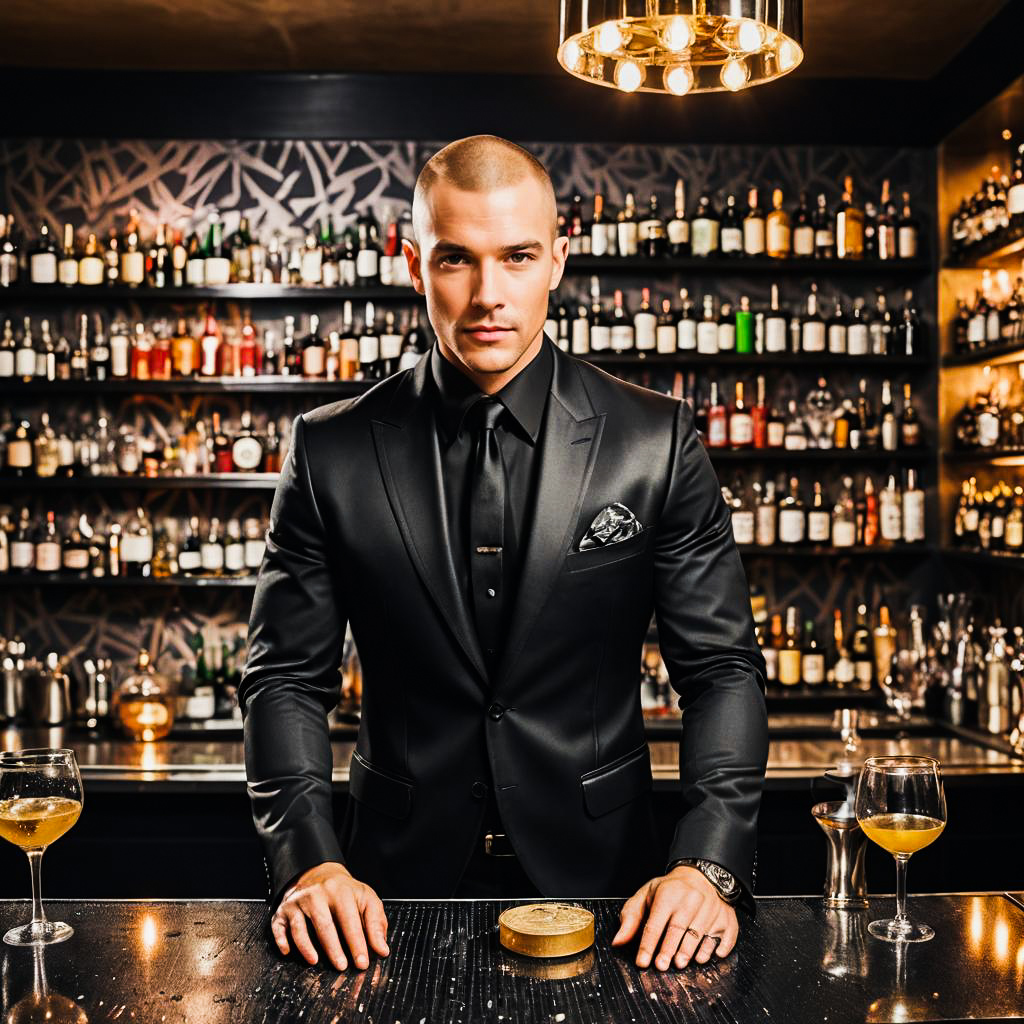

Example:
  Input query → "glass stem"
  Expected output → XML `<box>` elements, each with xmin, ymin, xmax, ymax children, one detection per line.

<box><xmin>27</xmin><ymin>849</ymin><xmax>47</xmax><ymax>927</ymax></box>
<box><xmin>894</xmin><ymin>853</ymin><xmax>910</xmax><ymax>927</ymax></box>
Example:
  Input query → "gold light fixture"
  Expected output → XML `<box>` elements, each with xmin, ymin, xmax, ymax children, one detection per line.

<box><xmin>557</xmin><ymin>1</ymin><xmax>803</xmax><ymax>96</ymax></box>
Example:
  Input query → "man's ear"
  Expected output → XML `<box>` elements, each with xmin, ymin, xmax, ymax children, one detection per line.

<box><xmin>402</xmin><ymin>238</ymin><xmax>424</xmax><ymax>295</ymax></box>
<box><xmin>549</xmin><ymin>234</ymin><xmax>569</xmax><ymax>291</ymax></box>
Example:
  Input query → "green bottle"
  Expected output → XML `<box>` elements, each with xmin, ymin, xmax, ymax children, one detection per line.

<box><xmin>736</xmin><ymin>295</ymin><xmax>754</xmax><ymax>353</ymax></box>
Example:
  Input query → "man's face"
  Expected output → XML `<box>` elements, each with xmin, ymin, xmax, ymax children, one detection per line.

<box><xmin>404</xmin><ymin>176</ymin><xmax>568</xmax><ymax>387</ymax></box>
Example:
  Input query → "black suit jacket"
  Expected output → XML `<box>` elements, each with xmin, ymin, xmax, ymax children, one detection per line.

<box><xmin>239</xmin><ymin>337</ymin><xmax>769</xmax><ymax>912</ymax></box>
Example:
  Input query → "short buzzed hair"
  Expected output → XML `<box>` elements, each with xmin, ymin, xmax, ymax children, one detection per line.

<box><xmin>411</xmin><ymin>135</ymin><xmax>559</xmax><ymax>242</ymax></box>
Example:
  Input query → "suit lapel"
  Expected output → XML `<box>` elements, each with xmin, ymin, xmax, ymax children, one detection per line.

<box><xmin>372</xmin><ymin>356</ymin><xmax>490</xmax><ymax>685</ymax></box>
<box><xmin>492</xmin><ymin>342</ymin><xmax>604</xmax><ymax>693</ymax></box>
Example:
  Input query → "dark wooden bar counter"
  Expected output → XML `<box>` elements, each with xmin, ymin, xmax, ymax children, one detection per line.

<box><xmin>1</xmin><ymin>894</ymin><xmax>1022</xmax><ymax>1023</ymax></box>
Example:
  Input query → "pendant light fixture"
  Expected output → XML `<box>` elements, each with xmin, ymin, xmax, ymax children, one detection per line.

<box><xmin>558</xmin><ymin>1</ymin><xmax>803</xmax><ymax>96</ymax></box>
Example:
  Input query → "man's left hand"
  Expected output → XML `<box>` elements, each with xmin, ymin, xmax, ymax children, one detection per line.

<box><xmin>610</xmin><ymin>864</ymin><xmax>739</xmax><ymax>970</ymax></box>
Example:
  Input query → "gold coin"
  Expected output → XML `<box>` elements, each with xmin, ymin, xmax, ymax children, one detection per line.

<box><xmin>498</xmin><ymin>902</ymin><xmax>595</xmax><ymax>958</ymax></box>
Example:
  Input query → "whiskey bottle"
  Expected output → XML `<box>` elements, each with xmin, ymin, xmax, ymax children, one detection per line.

<box><xmin>766</xmin><ymin>188</ymin><xmax>791</xmax><ymax>259</ymax></box>
<box><xmin>667</xmin><ymin>178</ymin><xmax>690</xmax><ymax>256</ymax></box>
<box><xmin>835</xmin><ymin>176</ymin><xmax>865</xmax><ymax>259</ymax></box>
<box><xmin>29</xmin><ymin>222</ymin><xmax>58</xmax><ymax>284</ymax></box>
<box><xmin>742</xmin><ymin>187</ymin><xmax>766</xmax><ymax>256</ymax></box>
<box><xmin>58</xmin><ymin>223</ymin><xmax>79</xmax><ymax>286</ymax></box>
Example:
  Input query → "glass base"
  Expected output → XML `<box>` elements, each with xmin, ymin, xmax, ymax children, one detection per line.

<box><xmin>3</xmin><ymin>919</ymin><xmax>74</xmax><ymax>946</ymax></box>
<box><xmin>868</xmin><ymin>917</ymin><xmax>934</xmax><ymax>943</ymax></box>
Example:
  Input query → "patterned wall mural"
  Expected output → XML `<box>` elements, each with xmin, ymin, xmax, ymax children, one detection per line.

<box><xmin>0</xmin><ymin>135</ymin><xmax>941</xmax><ymax>711</ymax></box>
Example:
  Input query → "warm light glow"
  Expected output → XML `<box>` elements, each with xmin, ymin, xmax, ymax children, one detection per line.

<box><xmin>560</xmin><ymin>38</ymin><xmax>582</xmax><ymax>71</ymax></box>
<box><xmin>994</xmin><ymin>917</ymin><xmax>1010</xmax><ymax>965</ymax></box>
<box><xmin>721</xmin><ymin>57</ymin><xmax>750</xmax><ymax>91</ymax></box>
<box><xmin>737</xmin><ymin>20</ymin><xmax>766</xmax><ymax>52</ymax></box>
<box><xmin>614</xmin><ymin>59</ymin><xmax>645</xmax><ymax>93</ymax></box>
<box><xmin>969</xmin><ymin>897</ymin><xmax>984</xmax><ymax>951</ymax></box>
<box><xmin>140</xmin><ymin>913</ymin><xmax>159</xmax><ymax>956</ymax></box>
<box><xmin>594</xmin><ymin>20</ymin><xmax>624</xmax><ymax>55</ymax></box>
<box><xmin>778</xmin><ymin>38</ymin><xmax>799</xmax><ymax>71</ymax></box>
<box><xmin>662</xmin><ymin>15</ymin><xmax>693</xmax><ymax>51</ymax></box>
<box><xmin>664</xmin><ymin>64</ymin><xmax>694</xmax><ymax>96</ymax></box>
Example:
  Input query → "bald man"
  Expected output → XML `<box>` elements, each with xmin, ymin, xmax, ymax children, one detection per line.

<box><xmin>240</xmin><ymin>135</ymin><xmax>769</xmax><ymax>976</ymax></box>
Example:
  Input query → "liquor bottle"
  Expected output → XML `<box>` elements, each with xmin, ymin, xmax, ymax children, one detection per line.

<box><xmin>778</xmin><ymin>607</ymin><xmax>803</xmax><ymax>687</ymax></box>
<box><xmin>616</xmin><ymin>192</ymin><xmax>639</xmax><ymax>257</ymax></box>
<box><xmin>735</xmin><ymin>295</ymin><xmax>754</xmax><ymax>354</ymax></box>
<box><xmin>863</xmin><ymin>200</ymin><xmax>878</xmax><ymax>257</ymax></box>
<box><xmin>862</xmin><ymin>475</ymin><xmax>879</xmax><ymax>545</ymax></box>
<box><xmin>766</xmin><ymin>401</ymin><xmax>786</xmax><ymax>448</ymax></box>
<box><xmin>0</xmin><ymin>318</ymin><xmax>14</xmax><ymax>378</ymax></box>
<box><xmin>358</xmin><ymin>301</ymin><xmax>380</xmax><ymax>378</ymax></box>
<box><xmin>29</xmin><ymin>222</ymin><xmax>58</xmax><ymax>284</ymax></box>
<box><xmin>850</xmin><ymin>603</ymin><xmax>874</xmax><ymax>690</ymax></box>
<box><xmin>844</xmin><ymin>297</ymin><xmax>868</xmax><ymax>356</ymax></box>
<box><xmin>778</xmin><ymin>475</ymin><xmax>806</xmax><ymax>543</ymax></box>
<box><xmin>200</xmin><ymin>518</ymin><xmax>225</xmax><ymax>576</ymax></box>
<box><xmin>231</xmin><ymin>411</ymin><xmax>264</xmax><ymax>472</ymax></box>
<box><xmin>728</xmin><ymin>381</ymin><xmax>753</xmax><ymax>448</ymax></box>
<box><xmin>634</xmin><ymin>287</ymin><xmax>657</xmax><ymax>351</ymax></box>
<box><xmin>203</xmin><ymin>211</ymin><xmax>231</xmax><ymax>286</ymax></box>
<box><xmin>36</xmin><ymin>319</ymin><xmax>56</xmax><ymax>381</ymax></box>
<box><xmin>224</xmin><ymin>518</ymin><xmax>246</xmax><ymax>576</ymax></box>
<box><xmin>791</xmin><ymin>191</ymin><xmax>814</xmax><ymax>257</ymax></box>
<box><xmin>81</xmin><ymin>233</ymin><xmax>106</xmax><ymax>286</ymax></box>
<box><xmin>832</xmin><ymin>609</ymin><xmax>856</xmax><ymax>687</ymax></box>
<box><xmin>589</xmin><ymin>193</ymin><xmax>609</xmax><ymax>257</ymax></box>
<box><xmin>719</xmin><ymin>194</ymin><xmax>743</xmax><ymax>255</ymax></box>
<box><xmin>835</xmin><ymin>176</ymin><xmax>865</xmax><ymax>259</ymax></box>
<box><xmin>895</xmin><ymin>289</ymin><xmax>922</xmax><ymax>356</ymax></box>
<box><xmin>812</xmin><ymin>193</ymin><xmax>834</xmax><ymax>258</ymax></box>
<box><xmin>675</xmin><ymin>288</ymin><xmax>697</xmax><ymax>351</ymax></box>
<box><xmin>88</xmin><ymin>313</ymin><xmax>110</xmax><ymax>381</ymax></box>
<box><xmin>178</xmin><ymin>516</ymin><xmax>203</xmax><ymax>576</ymax></box>
<box><xmin>299</xmin><ymin>231</ymin><xmax>322</xmax><ymax>285</ymax></box>
<box><xmin>690</xmin><ymin>191</ymin><xmax>720</xmax><ymax>257</ymax></box>
<box><xmin>120</xmin><ymin>208</ymin><xmax>146</xmax><ymax>286</ymax></box>
<box><xmin>800</xmin><ymin>282</ymin><xmax>826</xmax><ymax>352</ymax></box>
<box><xmin>743</xmin><ymin>187</ymin><xmax>766</xmax><ymax>257</ymax></box>
<box><xmin>897</xmin><ymin>192</ymin><xmax>919</xmax><ymax>259</ymax></box>
<box><xmin>755</xmin><ymin>479</ymin><xmax>777</xmax><ymax>546</ymax></box>
<box><xmin>807</xmin><ymin>480</ymin><xmax>831</xmax><ymax>544</ymax></box>
<box><xmin>778</xmin><ymin>399</ymin><xmax>806</xmax><ymax>451</ymax></box>
<box><xmin>16</xmin><ymin>318</ymin><xmax>36</xmax><ymax>381</ymax></box>
<box><xmin>762</xmin><ymin>612</ymin><xmax>783</xmax><ymax>684</ymax></box>
<box><xmin>751</xmin><ymin>375</ymin><xmax>768</xmax><ymax>447</ymax></box>
<box><xmin>301</xmin><ymin>313</ymin><xmax>326</xmax><ymax>378</ymax></box>
<box><xmin>211</xmin><ymin>413</ymin><xmax>233</xmax><ymax>473</ymax></box>
<box><xmin>872</xmin><ymin>605</ymin><xmax>898</xmax><ymax>690</ymax></box>
<box><xmin>148</xmin><ymin>223</ymin><xmax>171</xmax><ymax>288</ymax></box>
<box><xmin>876</xmin><ymin>179</ymin><xmax>897</xmax><ymax>260</ymax></box>
<box><xmin>243</xmin><ymin>517</ymin><xmax>267</xmax><ymax>571</ymax></box>
<box><xmin>566</xmin><ymin>194</ymin><xmax>585</xmax><ymax>256</ymax></box>
<box><xmin>639</xmin><ymin>194</ymin><xmax>666</xmax><ymax>259</ymax></box>
<box><xmin>716</xmin><ymin>302</ymin><xmax>735</xmax><ymax>352</ymax></box>
<box><xmin>695</xmin><ymin>294</ymin><xmax>717</xmax><ymax>354</ymax></box>
<box><xmin>103</xmin><ymin>226</ymin><xmax>120</xmax><ymax>286</ymax></box>
<box><xmin>171</xmin><ymin>229</ymin><xmax>188</xmax><ymax>287</ymax></box>
<box><xmin>764</xmin><ymin>283</ymin><xmax>788</xmax><ymax>353</ymax></box>
<box><xmin>121</xmin><ymin>508</ymin><xmax>153</xmax><ymax>578</ymax></box>
<box><xmin>33</xmin><ymin>510</ymin><xmax>61</xmax><ymax>574</ymax></box>
<box><xmin>230</xmin><ymin>217</ymin><xmax>254</xmax><ymax>283</ymax></box>
<box><xmin>879</xmin><ymin>380</ymin><xmax>898</xmax><ymax>451</ymax></box>
<box><xmin>868</xmin><ymin>290</ymin><xmax>892</xmax><ymax>355</ymax></box>
<box><xmin>655</xmin><ymin>299</ymin><xmax>676</xmax><ymax>354</ymax></box>
<box><xmin>766</xmin><ymin>188</ymin><xmax>791</xmax><ymax>259</ymax></box>
<box><xmin>130</xmin><ymin>322</ymin><xmax>152</xmax><ymax>380</ymax></box>
<box><xmin>185</xmin><ymin>231</ymin><xmax>205</xmax><ymax>286</ymax></box>
<box><xmin>610</xmin><ymin>289</ymin><xmax>634</xmax><ymax>351</ymax></box>
<box><xmin>667</xmin><ymin>178</ymin><xmax>690</xmax><ymax>256</ymax></box>
<box><xmin>589</xmin><ymin>283</ymin><xmax>611</xmax><ymax>353</ymax></box>
<box><xmin>706</xmin><ymin>381</ymin><xmax>727</xmax><ymax>448</ymax></box>
<box><xmin>825</xmin><ymin>296</ymin><xmax>847</xmax><ymax>354</ymax></box>
<box><xmin>903</xmin><ymin>468</ymin><xmax>925</xmax><ymax>543</ymax></box>
<box><xmin>802</xmin><ymin>620</ymin><xmax>825</xmax><ymax>687</ymax></box>
<box><xmin>61</xmin><ymin>513</ymin><xmax>91</xmax><ymax>576</ymax></box>
<box><xmin>58</xmin><ymin>223</ymin><xmax>79</xmax><ymax>286</ymax></box>
<box><xmin>378</xmin><ymin>310</ymin><xmax>403</xmax><ymax>375</ymax></box>
<box><xmin>263</xmin><ymin>421</ymin><xmax>281</xmax><ymax>473</ymax></box>
<box><xmin>0</xmin><ymin>214</ymin><xmax>18</xmax><ymax>286</ymax></box>
<box><xmin>8</xmin><ymin>508</ymin><xmax>35</xmax><ymax>572</ymax></box>
<box><xmin>879</xmin><ymin>474</ymin><xmax>903</xmax><ymax>542</ymax></box>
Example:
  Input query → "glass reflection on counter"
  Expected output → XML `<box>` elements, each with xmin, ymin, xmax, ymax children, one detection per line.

<box><xmin>3</xmin><ymin>943</ymin><xmax>88</xmax><ymax>1024</ymax></box>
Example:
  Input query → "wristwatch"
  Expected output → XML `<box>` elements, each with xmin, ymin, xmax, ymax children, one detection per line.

<box><xmin>667</xmin><ymin>858</ymin><xmax>742</xmax><ymax>905</ymax></box>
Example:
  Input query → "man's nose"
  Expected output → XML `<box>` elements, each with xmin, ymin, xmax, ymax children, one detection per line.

<box><xmin>471</xmin><ymin>260</ymin><xmax>504</xmax><ymax>311</ymax></box>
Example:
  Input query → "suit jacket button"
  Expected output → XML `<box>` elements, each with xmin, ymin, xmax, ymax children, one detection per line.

<box><xmin>471</xmin><ymin>781</ymin><xmax>488</xmax><ymax>799</ymax></box>
<box><xmin>488</xmin><ymin>702</ymin><xmax>505</xmax><ymax>720</ymax></box>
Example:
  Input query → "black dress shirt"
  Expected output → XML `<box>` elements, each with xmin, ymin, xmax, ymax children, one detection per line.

<box><xmin>430</xmin><ymin>337</ymin><xmax>553</xmax><ymax>662</ymax></box>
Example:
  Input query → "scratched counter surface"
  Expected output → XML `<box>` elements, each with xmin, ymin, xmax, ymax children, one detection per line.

<box><xmin>1</xmin><ymin>894</ymin><xmax>1023</xmax><ymax>1023</ymax></box>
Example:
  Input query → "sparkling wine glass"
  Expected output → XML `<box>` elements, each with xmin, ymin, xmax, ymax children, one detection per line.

<box><xmin>855</xmin><ymin>755</ymin><xmax>946</xmax><ymax>942</ymax></box>
<box><xmin>0</xmin><ymin>748</ymin><xmax>84</xmax><ymax>945</ymax></box>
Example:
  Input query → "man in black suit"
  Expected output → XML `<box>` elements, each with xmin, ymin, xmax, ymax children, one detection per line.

<box><xmin>240</xmin><ymin>135</ymin><xmax>769</xmax><ymax>976</ymax></box>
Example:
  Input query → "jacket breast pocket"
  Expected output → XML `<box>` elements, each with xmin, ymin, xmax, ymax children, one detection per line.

<box><xmin>580</xmin><ymin>742</ymin><xmax>653</xmax><ymax>817</ymax></box>
<box><xmin>565</xmin><ymin>528</ymin><xmax>650</xmax><ymax>573</ymax></box>
<box><xmin>348</xmin><ymin>750</ymin><xmax>414</xmax><ymax>819</ymax></box>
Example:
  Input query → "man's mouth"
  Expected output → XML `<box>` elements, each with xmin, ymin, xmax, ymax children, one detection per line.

<box><xmin>464</xmin><ymin>325</ymin><xmax>514</xmax><ymax>337</ymax></box>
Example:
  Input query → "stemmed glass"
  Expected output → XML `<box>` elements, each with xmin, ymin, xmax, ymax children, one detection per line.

<box><xmin>0</xmin><ymin>748</ymin><xmax>84</xmax><ymax>945</ymax></box>
<box><xmin>855</xmin><ymin>755</ymin><xmax>946</xmax><ymax>942</ymax></box>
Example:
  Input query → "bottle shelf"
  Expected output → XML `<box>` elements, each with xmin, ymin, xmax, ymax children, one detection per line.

<box><xmin>943</xmin><ymin>231</ymin><xmax>1024</xmax><ymax>270</ymax></box>
<box><xmin>0</xmin><ymin>377</ymin><xmax>371</xmax><ymax>396</ymax></box>
<box><xmin>737</xmin><ymin>543</ymin><xmax>933</xmax><ymax>557</ymax></box>
<box><xmin>940</xmin><ymin>546</ymin><xmax>1024</xmax><ymax>568</ymax></box>
<box><xmin>0</xmin><ymin>573</ymin><xmax>257</xmax><ymax>588</ymax></box>
<box><xmin>942</xmin><ymin>448</ymin><xmax>1024</xmax><ymax>463</ymax></box>
<box><xmin>707</xmin><ymin>447</ymin><xmax>933</xmax><ymax>463</ymax></box>
<box><xmin>0</xmin><ymin>284</ymin><xmax>422</xmax><ymax>303</ymax></box>
<box><xmin>584</xmin><ymin>351</ymin><xmax>929</xmax><ymax>367</ymax></box>
<box><xmin>562</xmin><ymin>255</ymin><xmax>932</xmax><ymax>276</ymax></box>
<box><xmin>6</xmin><ymin>473</ymin><xmax>280</xmax><ymax>491</ymax></box>
<box><xmin>941</xmin><ymin>341</ymin><xmax>1024</xmax><ymax>369</ymax></box>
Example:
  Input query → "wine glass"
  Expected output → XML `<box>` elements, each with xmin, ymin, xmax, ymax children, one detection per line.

<box><xmin>855</xmin><ymin>755</ymin><xmax>946</xmax><ymax>942</ymax></box>
<box><xmin>0</xmin><ymin>748</ymin><xmax>84</xmax><ymax>945</ymax></box>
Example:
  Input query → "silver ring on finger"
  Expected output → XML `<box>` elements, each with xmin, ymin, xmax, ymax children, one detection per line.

<box><xmin>684</xmin><ymin>927</ymin><xmax>703</xmax><ymax>942</ymax></box>
<box><xmin>700</xmin><ymin>933</ymin><xmax>722</xmax><ymax>952</ymax></box>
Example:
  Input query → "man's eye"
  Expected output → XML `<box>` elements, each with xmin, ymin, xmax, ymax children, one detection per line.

<box><xmin>508</xmin><ymin>252</ymin><xmax>534</xmax><ymax>263</ymax></box>
<box><xmin>440</xmin><ymin>254</ymin><xmax>467</xmax><ymax>266</ymax></box>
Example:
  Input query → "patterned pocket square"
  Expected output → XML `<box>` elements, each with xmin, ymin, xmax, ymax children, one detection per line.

<box><xmin>578</xmin><ymin>502</ymin><xmax>643</xmax><ymax>551</ymax></box>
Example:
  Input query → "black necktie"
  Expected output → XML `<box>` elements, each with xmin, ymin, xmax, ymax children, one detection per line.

<box><xmin>469</xmin><ymin>397</ymin><xmax>506</xmax><ymax>668</ymax></box>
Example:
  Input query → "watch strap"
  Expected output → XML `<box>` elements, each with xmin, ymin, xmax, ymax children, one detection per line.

<box><xmin>666</xmin><ymin>857</ymin><xmax>742</xmax><ymax>905</ymax></box>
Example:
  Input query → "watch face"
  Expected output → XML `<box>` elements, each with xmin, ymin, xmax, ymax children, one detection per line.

<box><xmin>702</xmin><ymin>860</ymin><xmax>738</xmax><ymax>894</ymax></box>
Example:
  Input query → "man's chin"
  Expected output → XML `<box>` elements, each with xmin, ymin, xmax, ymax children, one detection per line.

<box><xmin>453</xmin><ymin>339</ymin><xmax>524</xmax><ymax>375</ymax></box>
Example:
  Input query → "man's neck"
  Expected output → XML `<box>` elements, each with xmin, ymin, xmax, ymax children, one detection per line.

<box><xmin>438</xmin><ymin>329</ymin><xmax>545</xmax><ymax>395</ymax></box>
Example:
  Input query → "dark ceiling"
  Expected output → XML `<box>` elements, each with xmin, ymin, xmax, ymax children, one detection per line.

<box><xmin>0</xmin><ymin>0</ymin><xmax>1011</xmax><ymax>78</ymax></box>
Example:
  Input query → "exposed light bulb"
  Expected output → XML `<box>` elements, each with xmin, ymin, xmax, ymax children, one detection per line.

<box><xmin>560</xmin><ymin>38</ymin><xmax>582</xmax><ymax>71</ymax></box>
<box><xmin>595</xmin><ymin>20</ymin><xmax>624</xmax><ymax>55</ymax></box>
<box><xmin>736</xmin><ymin>20</ymin><xmax>765</xmax><ymax>52</ymax></box>
<box><xmin>662</xmin><ymin>15</ymin><xmax>693</xmax><ymax>52</ymax></box>
<box><xmin>721</xmin><ymin>57</ymin><xmax>749</xmax><ymax>92</ymax></box>
<box><xmin>777</xmin><ymin>38</ymin><xmax>799</xmax><ymax>72</ymax></box>
<box><xmin>614</xmin><ymin>59</ymin><xmax>645</xmax><ymax>93</ymax></box>
<box><xmin>663</xmin><ymin>64</ymin><xmax>694</xmax><ymax>96</ymax></box>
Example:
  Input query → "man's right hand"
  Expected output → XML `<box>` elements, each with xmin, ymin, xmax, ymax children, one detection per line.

<box><xmin>270</xmin><ymin>862</ymin><xmax>390</xmax><ymax>971</ymax></box>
